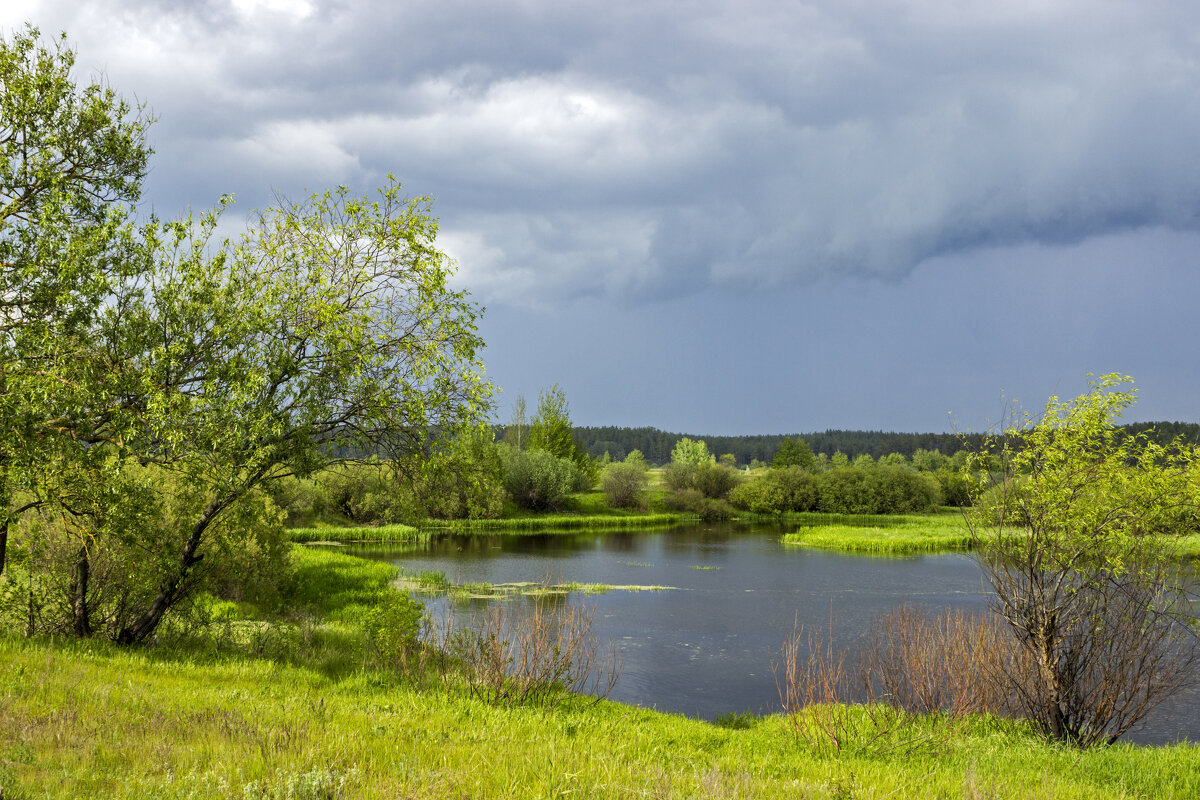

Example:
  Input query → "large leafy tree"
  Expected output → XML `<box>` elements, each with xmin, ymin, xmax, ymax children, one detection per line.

<box><xmin>106</xmin><ymin>185</ymin><xmax>489</xmax><ymax>644</ymax></box>
<box><xmin>966</xmin><ymin>374</ymin><xmax>1200</xmax><ymax>746</ymax></box>
<box><xmin>0</xmin><ymin>27</ymin><xmax>492</xmax><ymax>641</ymax></box>
<box><xmin>0</xmin><ymin>25</ymin><xmax>151</xmax><ymax>580</ymax></box>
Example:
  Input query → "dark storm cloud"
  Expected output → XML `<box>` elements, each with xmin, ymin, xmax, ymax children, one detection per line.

<box><xmin>9</xmin><ymin>0</ymin><xmax>1200</xmax><ymax>305</ymax></box>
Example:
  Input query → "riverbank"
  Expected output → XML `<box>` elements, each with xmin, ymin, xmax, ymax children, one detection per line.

<box><xmin>1</xmin><ymin>546</ymin><xmax>1196</xmax><ymax>799</ymax></box>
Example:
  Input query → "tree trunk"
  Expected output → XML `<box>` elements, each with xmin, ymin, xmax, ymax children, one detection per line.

<box><xmin>115</xmin><ymin>498</ymin><xmax>221</xmax><ymax>645</ymax></box>
<box><xmin>72</xmin><ymin>546</ymin><xmax>92</xmax><ymax>638</ymax></box>
<box><xmin>0</xmin><ymin>465</ymin><xmax>9</xmax><ymax>579</ymax></box>
<box><xmin>0</xmin><ymin>517</ymin><xmax>8</xmax><ymax>580</ymax></box>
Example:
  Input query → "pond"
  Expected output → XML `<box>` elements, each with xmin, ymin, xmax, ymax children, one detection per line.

<box><xmin>348</xmin><ymin>522</ymin><xmax>1199</xmax><ymax>745</ymax></box>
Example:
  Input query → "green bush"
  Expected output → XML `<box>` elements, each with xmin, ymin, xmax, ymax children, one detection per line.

<box><xmin>664</xmin><ymin>461</ymin><xmax>741</xmax><ymax>500</ymax></box>
<box><xmin>729</xmin><ymin>466</ymin><xmax>817</xmax><ymax>513</ymax></box>
<box><xmin>694</xmin><ymin>462</ymin><xmax>742</xmax><ymax>499</ymax></box>
<box><xmin>419</xmin><ymin>425</ymin><xmax>507</xmax><ymax>520</ymax></box>
<box><xmin>501</xmin><ymin>446</ymin><xmax>577</xmax><ymax>511</ymax></box>
<box><xmin>367</xmin><ymin>590</ymin><xmax>425</xmax><ymax>674</ymax></box>
<box><xmin>313</xmin><ymin>463</ymin><xmax>416</xmax><ymax>525</ymax></box>
<box><xmin>816</xmin><ymin>466</ymin><xmax>942</xmax><ymax>515</ymax></box>
<box><xmin>663</xmin><ymin>487</ymin><xmax>706</xmax><ymax>514</ymax></box>
<box><xmin>601</xmin><ymin>461</ymin><xmax>648</xmax><ymax>509</ymax></box>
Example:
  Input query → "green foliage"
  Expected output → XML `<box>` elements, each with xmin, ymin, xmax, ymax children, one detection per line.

<box><xmin>816</xmin><ymin>465</ymin><xmax>942</xmax><ymax>515</ymax></box>
<box><xmin>772</xmin><ymin>437</ymin><xmax>816</xmax><ymax>471</ymax></box>
<box><xmin>3</xmin><ymin>464</ymin><xmax>292</xmax><ymax>639</ymax></box>
<box><xmin>501</xmin><ymin>446</ymin><xmax>577</xmax><ymax>511</ymax></box>
<box><xmin>966</xmin><ymin>374</ymin><xmax>1200</xmax><ymax>746</ymax></box>
<box><xmin>418</xmin><ymin>424</ymin><xmax>506</xmax><ymax>520</ymax></box>
<box><xmin>366</xmin><ymin>590</ymin><xmax>425</xmax><ymax>673</ymax></box>
<box><xmin>601</xmin><ymin>461</ymin><xmax>648</xmax><ymax>510</ymax></box>
<box><xmin>624</xmin><ymin>449</ymin><xmax>646</xmax><ymax>467</ymax></box>
<box><xmin>0</xmin><ymin>26</ymin><xmax>154</xmax><ymax>585</ymax></box>
<box><xmin>527</xmin><ymin>384</ymin><xmax>596</xmax><ymax>491</ymax></box>
<box><xmin>528</xmin><ymin>385</ymin><xmax>575</xmax><ymax>460</ymax></box>
<box><xmin>663</xmin><ymin>460</ymin><xmax>741</xmax><ymax>500</ymax></box>
<box><xmin>729</xmin><ymin>467</ymin><xmax>818</xmax><ymax>514</ymax></box>
<box><xmin>911</xmin><ymin>448</ymin><xmax>947</xmax><ymax>472</ymax></box>
<box><xmin>670</xmin><ymin>437</ymin><xmax>712</xmax><ymax>466</ymax></box>
<box><xmin>0</xmin><ymin>27</ymin><xmax>493</xmax><ymax>644</ymax></box>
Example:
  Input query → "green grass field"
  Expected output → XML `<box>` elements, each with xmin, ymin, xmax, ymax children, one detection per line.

<box><xmin>1</xmin><ymin>545</ymin><xmax>1197</xmax><ymax>799</ymax></box>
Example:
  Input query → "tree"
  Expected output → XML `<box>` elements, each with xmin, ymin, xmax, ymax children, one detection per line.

<box><xmin>772</xmin><ymin>437</ymin><xmax>815</xmax><ymax>471</ymax></box>
<box><xmin>528</xmin><ymin>384</ymin><xmax>574</xmax><ymax>460</ymax></box>
<box><xmin>0</xmin><ymin>25</ymin><xmax>152</xmax><ymax>580</ymax></box>
<box><xmin>671</xmin><ymin>437</ymin><xmax>711</xmax><ymax>466</ymax></box>
<box><xmin>965</xmin><ymin>374</ymin><xmax>1200</xmax><ymax>746</ymax></box>
<box><xmin>503</xmin><ymin>394</ymin><xmax>527</xmax><ymax>449</ymax></box>
<box><xmin>6</xmin><ymin>176</ymin><xmax>492</xmax><ymax>642</ymax></box>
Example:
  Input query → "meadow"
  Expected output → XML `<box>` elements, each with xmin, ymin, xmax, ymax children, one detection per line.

<box><xmin>2</xmin><ymin>545</ymin><xmax>1197</xmax><ymax>799</ymax></box>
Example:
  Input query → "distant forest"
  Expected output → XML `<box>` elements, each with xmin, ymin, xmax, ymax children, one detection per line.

<box><xmin>490</xmin><ymin>421</ymin><xmax>1200</xmax><ymax>467</ymax></box>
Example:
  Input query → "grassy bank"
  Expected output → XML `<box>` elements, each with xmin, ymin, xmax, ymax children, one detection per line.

<box><xmin>1</xmin><ymin>545</ymin><xmax>1197</xmax><ymax>799</ymax></box>
<box><xmin>782</xmin><ymin>513</ymin><xmax>976</xmax><ymax>555</ymax></box>
<box><xmin>288</xmin><ymin>523</ymin><xmax>424</xmax><ymax>544</ymax></box>
<box><xmin>426</xmin><ymin>512</ymin><xmax>687</xmax><ymax>533</ymax></box>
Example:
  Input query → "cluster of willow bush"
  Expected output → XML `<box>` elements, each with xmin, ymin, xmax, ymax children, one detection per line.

<box><xmin>730</xmin><ymin>465</ymin><xmax>942</xmax><ymax>515</ymax></box>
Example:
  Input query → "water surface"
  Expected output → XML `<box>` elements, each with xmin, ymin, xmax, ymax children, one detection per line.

<box><xmin>350</xmin><ymin>523</ymin><xmax>1198</xmax><ymax>745</ymax></box>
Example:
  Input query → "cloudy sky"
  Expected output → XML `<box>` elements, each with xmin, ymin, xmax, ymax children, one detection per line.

<box><xmin>7</xmin><ymin>0</ymin><xmax>1200</xmax><ymax>434</ymax></box>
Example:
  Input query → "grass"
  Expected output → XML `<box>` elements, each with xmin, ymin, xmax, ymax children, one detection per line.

<box><xmin>426</xmin><ymin>513</ymin><xmax>686</xmax><ymax>533</ymax></box>
<box><xmin>1</xmin><ymin>545</ymin><xmax>1198</xmax><ymax>798</ymax></box>
<box><xmin>288</xmin><ymin>523</ymin><xmax>424</xmax><ymax>543</ymax></box>
<box><xmin>782</xmin><ymin>514</ymin><xmax>977</xmax><ymax>555</ymax></box>
<box><xmin>394</xmin><ymin>571</ymin><xmax>676</xmax><ymax>598</ymax></box>
<box><xmin>1175</xmin><ymin>533</ymin><xmax>1200</xmax><ymax>559</ymax></box>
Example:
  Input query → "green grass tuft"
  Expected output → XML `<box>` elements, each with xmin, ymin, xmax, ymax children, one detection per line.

<box><xmin>289</xmin><ymin>523</ymin><xmax>424</xmax><ymax>543</ymax></box>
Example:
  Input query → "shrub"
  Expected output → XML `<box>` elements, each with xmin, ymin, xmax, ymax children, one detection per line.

<box><xmin>815</xmin><ymin>466</ymin><xmax>941</xmax><ymax>515</ymax></box>
<box><xmin>664</xmin><ymin>461</ymin><xmax>741</xmax><ymax>500</ymax></box>
<box><xmin>776</xmin><ymin>605</ymin><xmax>1018</xmax><ymax>757</ymax></box>
<box><xmin>663</xmin><ymin>488</ymin><xmax>706</xmax><ymax>514</ymax></box>
<box><xmin>419</xmin><ymin>426</ymin><xmax>507</xmax><ymax>520</ymax></box>
<box><xmin>601</xmin><ymin>461</ymin><xmax>648</xmax><ymax>509</ymax></box>
<box><xmin>662</xmin><ymin>461</ymin><xmax>697</xmax><ymax>493</ymax></box>
<box><xmin>441</xmin><ymin>595</ymin><xmax>620</xmax><ymax>708</ymax></box>
<box><xmin>729</xmin><ymin>479</ymin><xmax>786</xmax><ymax>514</ymax></box>
<box><xmin>316</xmin><ymin>463</ymin><xmax>416</xmax><ymax>525</ymax></box>
<box><xmin>501</xmin><ymin>446</ymin><xmax>577</xmax><ymax>511</ymax></box>
<box><xmin>367</xmin><ymin>590</ymin><xmax>426</xmax><ymax>675</ymax></box>
<box><xmin>729</xmin><ymin>467</ymin><xmax>817</xmax><ymax>513</ymax></box>
<box><xmin>693</xmin><ymin>462</ymin><xmax>742</xmax><ymax>499</ymax></box>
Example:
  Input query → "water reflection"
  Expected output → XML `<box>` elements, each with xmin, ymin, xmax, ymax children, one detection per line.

<box><xmin>347</xmin><ymin>523</ymin><xmax>1198</xmax><ymax>745</ymax></box>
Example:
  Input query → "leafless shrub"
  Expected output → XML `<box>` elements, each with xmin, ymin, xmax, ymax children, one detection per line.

<box><xmin>775</xmin><ymin>605</ymin><xmax>1025</xmax><ymax>756</ymax></box>
<box><xmin>861</xmin><ymin>604</ymin><xmax>1021</xmax><ymax>718</ymax></box>
<box><xmin>441</xmin><ymin>593</ymin><xmax>620</xmax><ymax>708</ymax></box>
<box><xmin>984</xmin><ymin>549</ymin><xmax>1200</xmax><ymax>746</ymax></box>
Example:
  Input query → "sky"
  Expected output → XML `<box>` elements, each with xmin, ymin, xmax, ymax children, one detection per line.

<box><xmin>6</xmin><ymin>0</ymin><xmax>1200</xmax><ymax>435</ymax></box>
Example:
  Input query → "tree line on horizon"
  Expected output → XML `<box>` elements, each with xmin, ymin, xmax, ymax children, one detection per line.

<box><xmin>509</xmin><ymin>422</ymin><xmax>1200</xmax><ymax>467</ymax></box>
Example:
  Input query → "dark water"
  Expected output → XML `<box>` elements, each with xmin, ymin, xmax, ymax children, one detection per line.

<box><xmin>348</xmin><ymin>523</ymin><xmax>1198</xmax><ymax>745</ymax></box>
